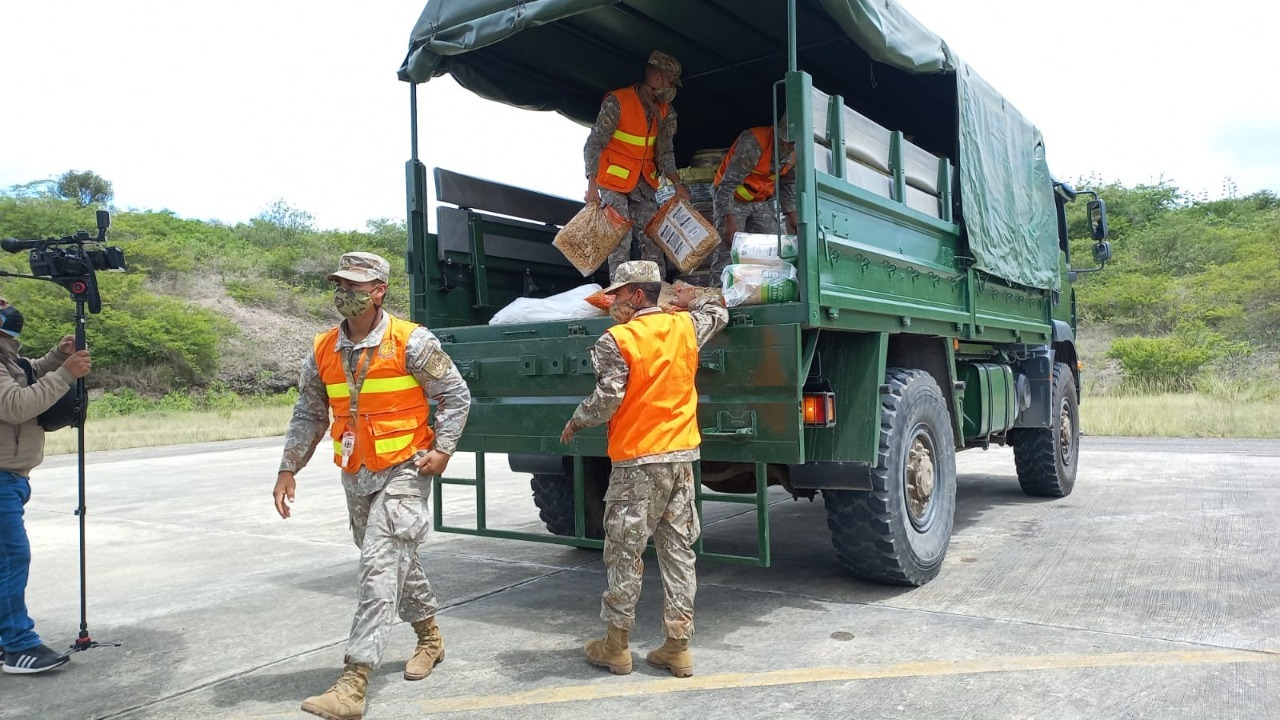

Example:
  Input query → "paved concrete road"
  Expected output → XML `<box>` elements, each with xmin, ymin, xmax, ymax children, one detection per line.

<box><xmin>4</xmin><ymin>437</ymin><xmax>1277</xmax><ymax>719</ymax></box>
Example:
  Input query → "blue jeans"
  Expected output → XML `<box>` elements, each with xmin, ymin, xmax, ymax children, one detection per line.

<box><xmin>0</xmin><ymin>470</ymin><xmax>39</xmax><ymax>653</ymax></box>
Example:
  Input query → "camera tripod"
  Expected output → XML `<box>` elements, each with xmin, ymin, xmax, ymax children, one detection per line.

<box><xmin>66</xmin><ymin>294</ymin><xmax>119</xmax><ymax>653</ymax></box>
<box><xmin>1</xmin><ymin>210</ymin><xmax>125</xmax><ymax>653</ymax></box>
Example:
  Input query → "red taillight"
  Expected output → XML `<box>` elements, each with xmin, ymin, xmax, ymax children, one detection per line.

<box><xmin>803</xmin><ymin>392</ymin><xmax>836</xmax><ymax>427</ymax></box>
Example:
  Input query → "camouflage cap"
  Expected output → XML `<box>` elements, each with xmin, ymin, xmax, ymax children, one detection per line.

<box><xmin>327</xmin><ymin>251</ymin><xmax>390</xmax><ymax>284</ymax></box>
<box><xmin>603</xmin><ymin>260</ymin><xmax>662</xmax><ymax>294</ymax></box>
<box><xmin>647</xmin><ymin>50</ymin><xmax>682</xmax><ymax>86</ymax></box>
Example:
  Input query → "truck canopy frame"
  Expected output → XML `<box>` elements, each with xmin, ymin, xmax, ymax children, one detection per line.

<box><xmin>398</xmin><ymin>0</ymin><xmax>1059</xmax><ymax>290</ymax></box>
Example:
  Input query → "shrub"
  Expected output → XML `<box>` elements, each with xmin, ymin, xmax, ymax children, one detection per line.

<box><xmin>1108</xmin><ymin>323</ymin><xmax>1251</xmax><ymax>391</ymax></box>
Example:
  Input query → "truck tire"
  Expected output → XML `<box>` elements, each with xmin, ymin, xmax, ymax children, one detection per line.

<box><xmin>823</xmin><ymin>368</ymin><xmax>957</xmax><ymax>586</ymax></box>
<box><xmin>1009</xmin><ymin>362</ymin><xmax>1079</xmax><ymax>498</ymax></box>
<box><xmin>530</xmin><ymin>473</ymin><xmax>605</xmax><ymax>539</ymax></box>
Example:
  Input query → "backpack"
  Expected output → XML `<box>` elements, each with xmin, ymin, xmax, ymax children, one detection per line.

<box><xmin>14</xmin><ymin>357</ymin><xmax>86</xmax><ymax>432</ymax></box>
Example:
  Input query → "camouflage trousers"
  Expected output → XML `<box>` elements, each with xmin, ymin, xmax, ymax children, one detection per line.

<box><xmin>600</xmin><ymin>462</ymin><xmax>701</xmax><ymax>639</ymax></box>
<box><xmin>342</xmin><ymin>461</ymin><xmax>438</xmax><ymax>667</ymax></box>
<box><xmin>710</xmin><ymin>198</ymin><xmax>780</xmax><ymax>284</ymax></box>
<box><xmin>600</xmin><ymin>185</ymin><xmax>667</xmax><ymax>277</ymax></box>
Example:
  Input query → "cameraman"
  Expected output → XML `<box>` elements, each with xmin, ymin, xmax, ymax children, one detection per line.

<box><xmin>0</xmin><ymin>297</ymin><xmax>91</xmax><ymax>674</ymax></box>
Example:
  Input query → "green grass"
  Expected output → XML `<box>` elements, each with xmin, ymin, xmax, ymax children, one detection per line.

<box><xmin>45</xmin><ymin>405</ymin><xmax>297</xmax><ymax>456</ymax></box>
<box><xmin>1081</xmin><ymin>394</ymin><xmax>1280</xmax><ymax>438</ymax></box>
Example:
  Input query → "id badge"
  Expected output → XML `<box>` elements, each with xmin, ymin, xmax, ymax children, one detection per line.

<box><xmin>340</xmin><ymin>431</ymin><xmax>356</xmax><ymax>466</ymax></box>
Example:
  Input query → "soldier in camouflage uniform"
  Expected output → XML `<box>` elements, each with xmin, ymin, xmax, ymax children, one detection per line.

<box><xmin>561</xmin><ymin>261</ymin><xmax>728</xmax><ymax>678</ymax></box>
<box><xmin>584</xmin><ymin>50</ymin><xmax>690</xmax><ymax>277</ymax></box>
<box><xmin>272</xmin><ymin>252</ymin><xmax>471</xmax><ymax>720</ymax></box>
<box><xmin>710</xmin><ymin>115</ymin><xmax>799</xmax><ymax>283</ymax></box>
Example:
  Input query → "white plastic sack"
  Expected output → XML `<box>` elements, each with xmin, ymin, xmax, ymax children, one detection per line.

<box><xmin>730</xmin><ymin>232</ymin><xmax>798</xmax><ymax>265</ymax></box>
<box><xmin>489</xmin><ymin>283</ymin><xmax>608</xmax><ymax>325</ymax></box>
<box><xmin>721</xmin><ymin>262</ymin><xmax>799</xmax><ymax>308</ymax></box>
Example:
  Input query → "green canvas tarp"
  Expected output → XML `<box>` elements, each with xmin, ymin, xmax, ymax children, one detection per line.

<box><xmin>398</xmin><ymin>0</ymin><xmax>1060</xmax><ymax>290</ymax></box>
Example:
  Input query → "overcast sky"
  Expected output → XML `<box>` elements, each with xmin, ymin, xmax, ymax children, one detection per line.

<box><xmin>2</xmin><ymin>1</ymin><xmax>1276</xmax><ymax>231</ymax></box>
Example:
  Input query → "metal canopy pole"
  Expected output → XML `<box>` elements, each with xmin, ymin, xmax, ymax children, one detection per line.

<box><xmin>788</xmin><ymin>0</ymin><xmax>798</xmax><ymax>72</ymax></box>
<box><xmin>410</xmin><ymin>83</ymin><xmax>420</xmax><ymax>161</ymax></box>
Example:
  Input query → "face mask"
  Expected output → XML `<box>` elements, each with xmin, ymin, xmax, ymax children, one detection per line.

<box><xmin>0</xmin><ymin>305</ymin><xmax>24</xmax><ymax>340</ymax></box>
<box><xmin>609</xmin><ymin>298</ymin><xmax>637</xmax><ymax>324</ymax></box>
<box><xmin>334</xmin><ymin>288</ymin><xmax>374</xmax><ymax>319</ymax></box>
<box><xmin>654</xmin><ymin>86</ymin><xmax>677</xmax><ymax>103</ymax></box>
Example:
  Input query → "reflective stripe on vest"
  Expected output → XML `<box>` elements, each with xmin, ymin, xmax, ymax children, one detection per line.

<box><xmin>612</xmin><ymin>128</ymin><xmax>658</xmax><ymax>147</ymax></box>
<box><xmin>332</xmin><ymin>432</ymin><xmax>415</xmax><ymax>458</ymax></box>
<box><xmin>605</xmin><ymin>312</ymin><xmax>701</xmax><ymax>462</ymax></box>
<box><xmin>323</xmin><ymin>374</ymin><xmax>420</xmax><ymax>398</ymax></box>
<box><xmin>313</xmin><ymin>314</ymin><xmax>433</xmax><ymax>473</ymax></box>
<box><xmin>715</xmin><ymin>126</ymin><xmax>794</xmax><ymax>203</ymax></box>
<box><xmin>595</xmin><ymin>86</ymin><xmax>668</xmax><ymax>193</ymax></box>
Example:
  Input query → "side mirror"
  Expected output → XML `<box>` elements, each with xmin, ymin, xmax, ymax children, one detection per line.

<box><xmin>96</xmin><ymin>210</ymin><xmax>111</xmax><ymax>232</ymax></box>
<box><xmin>1092</xmin><ymin>240</ymin><xmax>1112</xmax><ymax>265</ymax></box>
<box><xmin>1086</xmin><ymin>199</ymin><xmax>1108</xmax><ymax>241</ymax></box>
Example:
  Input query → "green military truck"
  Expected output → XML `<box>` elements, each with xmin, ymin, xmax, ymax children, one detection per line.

<box><xmin>395</xmin><ymin>0</ymin><xmax>1111</xmax><ymax>586</ymax></box>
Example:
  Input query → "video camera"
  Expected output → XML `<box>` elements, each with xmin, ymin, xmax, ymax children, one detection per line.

<box><xmin>0</xmin><ymin>210</ymin><xmax>128</xmax><ymax>652</ymax></box>
<box><xmin>1</xmin><ymin>209</ymin><xmax>126</xmax><ymax>314</ymax></box>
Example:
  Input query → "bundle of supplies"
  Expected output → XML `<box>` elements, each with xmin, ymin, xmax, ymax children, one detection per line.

<box><xmin>489</xmin><ymin>283</ymin><xmax>608</xmax><ymax>325</ymax></box>
<box><xmin>729</xmin><ymin>232</ymin><xmax>798</xmax><ymax>265</ymax></box>
<box><xmin>553</xmin><ymin>202</ymin><xmax>631</xmax><ymax>275</ymax></box>
<box><xmin>720</xmin><ymin>262</ymin><xmax>799</xmax><ymax>308</ymax></box>
<box><xmin>645</xmin><ymin>198</ymin><xmax>721</xmax><ymax>275</ymax></box>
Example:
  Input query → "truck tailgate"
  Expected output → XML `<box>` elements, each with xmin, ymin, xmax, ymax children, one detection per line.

<box><xmin>440</xmin><ymin>316</ymin><xmax>804</xmax><ymax>464</ymax></box>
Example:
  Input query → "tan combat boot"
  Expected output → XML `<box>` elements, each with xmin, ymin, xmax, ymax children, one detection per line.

<box><xmin>404</xmin><ymin>617</ymin><xmax>445</xmax><ymax>681</ymax></box>
<box><xmin>300</xmin><ymin>662</ymin><xmax>371</xmax><ymax>720</ymax></box>
<box><xmin>584</xmin><ymin>624</ymin><xmax>632</xmax><ymax>674</ymax></box>
<box><xmin>646</xmin><ymin>637</ymin><xmax>694</xmax><ymax>677</ymax></box>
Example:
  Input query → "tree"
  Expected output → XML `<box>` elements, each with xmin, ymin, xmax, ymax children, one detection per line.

<box><xmin>4</xmin><ymin>179</ymin><xmax>56</xmax><ymax>199</ymax></box>
<box><xmin>258</xmin><ymin>199</ymin><xmax>313</xmax><ymax>237</ymax></box>
<box><xmin>56</xmin><ymin>169</ymin><xmax>113</xmax><ymax>207</ymax></box>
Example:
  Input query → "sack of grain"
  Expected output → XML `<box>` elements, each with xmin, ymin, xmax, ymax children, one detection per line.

<box><xmin>730</xmin><ymin>232</ymin><xmax>798</xmax><ymax>265</ymax></box>
<box><xmin>721</xmin><ymin>261</ymin><xmax>799</xmax><ymax>307</ymax></box>
<box><xmin>553</xmin><ymin>202</ymin><xmax>632</xmax><ymax>276</ymax></box>
<box><xmin>644</xmin><ymin>197</ymin><xmax>722</xmax><ymax>275</ymax></box>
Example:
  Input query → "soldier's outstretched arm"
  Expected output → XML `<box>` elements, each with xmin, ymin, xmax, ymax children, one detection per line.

<box><xmin>688</xmin><ymin>296</ymin><xmax>730</xmax><ymax>349</ymax></box>
<box><xmin>563</xmin><ymin>334</ymin><xmax>628</xmax><ymax>442</ymax></box>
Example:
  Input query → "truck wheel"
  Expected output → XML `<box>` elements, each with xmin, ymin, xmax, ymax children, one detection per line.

<box><xmin>823</xmin><ymin>368</ymin><xmax>957</xmax><ymax>586</ymax></box>
<box><xmin>1009</xmin><ymin>362</ymin><xmax>1079</xmax><ymax>498</ymax></box>
<box><xmin>530</xmin><ymin>472</ymin><xmax>605</xmax><ymax>539</ymax></box>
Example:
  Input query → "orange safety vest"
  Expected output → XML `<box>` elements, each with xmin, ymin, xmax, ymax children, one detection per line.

<box><xmin>605</xmin><ymin>311</ymin><xmax>701</xmax><ymax>462</ymax></box>
<box><xmin>313</xmin><ymin>314</ymin><xmax>433</xmax><ymax>473</ymax></box>
<box><xmin>714</xmin><ymin>126</ymin><xmax>795</xmax><ymax>203</ymax></box>
<box><xmin>595</xmin><ymin>86</ymin><xmax>669</xmax><ymax>193</ymax></box>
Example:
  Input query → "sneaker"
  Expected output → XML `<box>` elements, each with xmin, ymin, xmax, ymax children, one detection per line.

<box><xmin>3</xmin><ymin>644</ymin><xmax>71</xmax><ymax>674</ymax></box>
